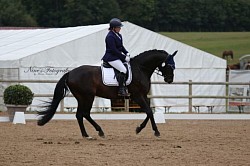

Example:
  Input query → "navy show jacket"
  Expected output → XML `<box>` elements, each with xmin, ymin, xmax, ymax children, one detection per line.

<box><xmin>102</xmin><ymin>30</ymin><xmax>128</xmax><ymax>62</ymax></box>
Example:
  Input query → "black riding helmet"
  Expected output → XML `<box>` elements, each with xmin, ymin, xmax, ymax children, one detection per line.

<box><xmin>109</xmin><ymin>18</ymin><xmax>123</xmax><ymax>30</ymax></box>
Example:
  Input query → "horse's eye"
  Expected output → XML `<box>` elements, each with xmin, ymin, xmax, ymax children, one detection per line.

<box><xmin>161</xmin><ymin>62</ymin><xmax>165</xmax><ymax>67</ymax></box>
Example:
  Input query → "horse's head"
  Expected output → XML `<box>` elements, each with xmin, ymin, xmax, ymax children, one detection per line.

<box><xmin>157</xmin><ymin>50</ymin><xmax>177</xmax><ymax>84</ymax></box>
<box><xmin>131</xmin><ymin>49</ymin><xmax>177</xmax><ymax>83</ymax></box>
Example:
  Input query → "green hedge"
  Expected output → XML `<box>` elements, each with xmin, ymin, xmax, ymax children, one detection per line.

<box><xmin>3</xmin><ymin>84</ymin><xmax>34</xmax><ymax>105</ymax></box>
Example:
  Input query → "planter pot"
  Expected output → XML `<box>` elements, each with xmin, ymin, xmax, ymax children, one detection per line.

<box><xmin>6</xmin><ymin>105</ymin><xmax>28</xmax><ymax>122</ymax></box>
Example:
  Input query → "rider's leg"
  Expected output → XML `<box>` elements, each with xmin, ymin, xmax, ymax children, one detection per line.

<box><xmin>108</xmin><ymin>60</ymin><xmax>130</xmax><ymax>97</ymax></box>
<box><xmin>117</xmin><ymin>72</ymin><xmax>130</xmax><ymax>96</ymax></box>
<box><xmin>108</xmin><ymin>60</ymin><xmax>127</xmax><ymax>73</ymax></box>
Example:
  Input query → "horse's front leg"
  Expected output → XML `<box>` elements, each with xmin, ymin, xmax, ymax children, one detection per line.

<box><xmin>136</xmin><ymin>116</ymin><xmax>149</xmax><ymax>134</ymax></box>
<box><xmin>134</xmin><ymin>96</ymin><xmax>160</xmax><ymax>137</ymax></box>
<box><xmin>147</xmin><ymin>109</ymin><xmax>160</xmax><ymax>137</ymax></box>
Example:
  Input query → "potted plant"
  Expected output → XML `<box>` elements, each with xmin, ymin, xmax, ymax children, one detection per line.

<box><xmin>3</xmin><ymin>84</ymin><xmax>34</xmax><ymax>122</ymax></box>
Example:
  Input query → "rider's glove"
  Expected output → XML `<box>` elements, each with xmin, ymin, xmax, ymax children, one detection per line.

<box><xmin>126</xmin><ymin>53</ymin><xmax>130</xmax><ymax>57</ymax></box>
<box><xmin>125</xmin><ymin>56</ymin><xmax>130</xmax><ymax>62</ymax></box>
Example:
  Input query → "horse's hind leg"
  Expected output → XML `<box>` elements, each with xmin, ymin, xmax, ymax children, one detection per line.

<box><xmin>76</xmin><ymin>96</ymin><xmax>104</xmax><ymax>139</ymax></box>
<box><xmin>84</xmin><ymin>114</ymin><xmax>105</xmax><ymax>138</ymax></box>
<box><xmin>76</xmin><ymin>107</ymin><xmax>89</xmax><ymax>138</ymax></box>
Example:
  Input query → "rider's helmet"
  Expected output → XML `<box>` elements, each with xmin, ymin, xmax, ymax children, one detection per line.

<box><xmin>109</xmin><ymin>18</ymin><xmax>123</xmax><ymax>30</ymax></box>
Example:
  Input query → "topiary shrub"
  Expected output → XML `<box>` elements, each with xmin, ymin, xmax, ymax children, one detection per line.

<box><xmin>3</xmin><ymin>84</ymin><xmax>34</xmax><ymax>105</ymax></box>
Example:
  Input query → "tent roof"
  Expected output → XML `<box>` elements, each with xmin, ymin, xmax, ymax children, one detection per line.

<box><xmin>0</xmin><ymin>22</ymin><xmax>226</xmax><ymax>69</ymax></box>
<box><xmin>0</xmin><ymin>24</ymin><xmax>108</xmax><ymax>61</ymax></box>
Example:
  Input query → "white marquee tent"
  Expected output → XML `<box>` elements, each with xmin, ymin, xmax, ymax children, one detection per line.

<box><xmin>0</xmin><ymin>22</ymin><xmax>226</xmax><ymax>112</ymax></box>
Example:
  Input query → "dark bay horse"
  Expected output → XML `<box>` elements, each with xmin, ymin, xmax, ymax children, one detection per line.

<box><xmin>38</xmin><ymin>49</ymin><xmax>177</xmax><ymax>138</ymax></box>
<box><xmin>222</xmin><ymin>50</ymin><xmax>234</xmax><ymax>60</ymax></box>
<box><xmin>227</xmin><ymin>63</ymin><xmax>240</xmax><ymax>70</ymax></box>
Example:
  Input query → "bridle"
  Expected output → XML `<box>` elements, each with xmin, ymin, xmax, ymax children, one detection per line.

<box><xmin>155</xmin><ymin>55</ymin><xmax>175</xmax><ymax>78</ymax></box>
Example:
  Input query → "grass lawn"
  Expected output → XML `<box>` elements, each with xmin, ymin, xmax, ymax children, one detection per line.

<box><xmin>160</xmin><ymin>32</ymin><xmax>250</xmax><ymax>65</ymax></box>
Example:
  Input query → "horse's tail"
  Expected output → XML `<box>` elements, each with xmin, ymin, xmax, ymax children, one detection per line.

<box><xmin>37</xmin><ymin>72</ymin><xmax>69</xmax><ymax>126</ymax></box>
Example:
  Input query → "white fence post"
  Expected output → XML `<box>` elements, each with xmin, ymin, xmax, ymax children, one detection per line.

<box><xmin>125</xmin><ymin>99</ymin><xmax>129</xmax><ymax>112</ymax></box>
<box><xmin>189</xmin><ymin>80</ymin><xmax>192</xmax><ymax>113</ymax></box>
<box><xmin>60</xmin><ymin>99</ymin><xmax>64</xmax><ymax>112</ymax></box>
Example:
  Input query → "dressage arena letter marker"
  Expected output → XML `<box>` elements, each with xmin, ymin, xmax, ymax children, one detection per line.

<box><xmin>154</xmin><ymin>112</ymin><xmax>166</xmax><ymax>124</ymax></box>
<box><xmin>13</xmin><ymin>112</ymin><xmax>26</xmax><ymax>124</ymax></box>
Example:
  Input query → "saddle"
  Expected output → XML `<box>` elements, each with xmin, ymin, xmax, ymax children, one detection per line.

<box><xmin>101</xmin><ymin>61</ymin><xmax>132</xmax><ymax>86</ymax></box>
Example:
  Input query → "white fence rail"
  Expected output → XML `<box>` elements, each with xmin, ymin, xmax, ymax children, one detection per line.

<box><xmin>1</xmin><ymin>79</ymin><xmax>250</xmax><ymax>113</ymax></box>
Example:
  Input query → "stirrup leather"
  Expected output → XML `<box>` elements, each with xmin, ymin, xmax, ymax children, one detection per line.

<box><xmin>118</xmin><ymin>87</ymin><xmax>130</xmax><ymax>97</ymax></box>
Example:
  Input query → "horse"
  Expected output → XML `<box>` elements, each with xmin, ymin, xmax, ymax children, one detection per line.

<box><xmin>222</xmin><ymin>50</ymin><xmax>234</xmax><ymax>60</ymax></box>
<box><xmin>227</xmin><ymin>63</ymin><xmax>240</xmax><ymax>70</ymax></box>
<box><xmin>37</xmin><ymin>49</ymin><xmax>177</xmax><ymax>139</ymax></box>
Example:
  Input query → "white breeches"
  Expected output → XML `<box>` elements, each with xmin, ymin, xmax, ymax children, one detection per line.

<box><xmin>108</xmin><ymin>60</ymin><xmax>127</xmax><ymax>74</ymax></box>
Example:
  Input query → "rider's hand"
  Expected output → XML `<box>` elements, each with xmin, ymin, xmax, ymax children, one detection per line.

<box><xmin>125</xmin><ymin>56</ymin><xmax>130</xmax><ymax>62</ymax></box>
<box><xmin>126</xmin><ymin>53</ymin><xmax>130</xmax><ymax>57</ymax></box>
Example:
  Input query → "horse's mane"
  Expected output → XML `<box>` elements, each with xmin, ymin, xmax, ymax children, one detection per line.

<box><xmin>131</xmin><ymin>49</ymin><xmax>168</xmax><ymax>62</ymax></box>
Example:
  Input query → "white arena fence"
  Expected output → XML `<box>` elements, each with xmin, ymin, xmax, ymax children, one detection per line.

<box><xmin>0</xmin><ymin>79</ymin><xmax>250</xmax><ymax>113</ymax></box>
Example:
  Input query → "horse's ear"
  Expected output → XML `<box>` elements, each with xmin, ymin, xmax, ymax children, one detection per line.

<box><xmin>172</xmin><ymin>50</ymin><xmax>178</xmax><ymax>56</ymax></box>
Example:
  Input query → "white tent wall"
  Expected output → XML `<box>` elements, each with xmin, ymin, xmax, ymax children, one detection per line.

<box><xmin>0</xmin><ymin>68</ymin><xmax>19</xmax><ymax>111</ymax></box>
<box><xmin>0</xmin><ymin>22</ymin><xmax>226</xmax><ymax>112</ymax></box>
<box><xmin>122</xmin><ymin>23</ymin><xmax>226</xmax><ymax>113</ymax></box>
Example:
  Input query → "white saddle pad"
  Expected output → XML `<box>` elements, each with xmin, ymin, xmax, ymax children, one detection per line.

<box><xmin>101</xmin><ymin>63</ymin><xmax>132</xmax><ymax>86</ymax></box>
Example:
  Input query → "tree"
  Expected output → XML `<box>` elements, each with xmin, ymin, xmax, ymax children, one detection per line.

<box><xmin>87</xmin><ymin>0</ymin><xmax>121</xmax><ymax>24</ymax></box>
<box><xmin>118</xmin><ymin>0</ymin><xmax>157</xmax><ymax>30</ymax></box>
<box><xmin>21</xmin><ymin>0</ymin><xmax>66</xmax><ymax>27</ymax></box>
<box><xmin>61</xmin><ymin>0</ymin><xmax>92</xmax><ymax>26</ymax></box>
<box><xmin>0</xmin><ymin>0</ymin><xmax>37</xmax><ymax>27</ymax></box>
<box><xmin>2</xmin><ymin>0</ymin><xmax>250</xmax><ymax>31</ymax></box>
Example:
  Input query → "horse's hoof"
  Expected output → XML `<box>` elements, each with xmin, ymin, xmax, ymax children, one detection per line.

<box><xmin>154</xmin><ymin>131</ymin><xmax>161</xmax><ymax>137</ymax></box>
<box><xmin>85</xmin><ymin>136</ymin><xmax>97</xmax><ymax>140</ymax></box>
<box><xmin>155</xmin><ymin>135</ymin><xmax>161</xmax><ymax>138</ymax></box>
<box><xmin>98</xmin><ymin>131</ymin><xmax>105</xmax><ymax>138</ymax></box>
<box><xmin>136</xmin><ymin>126</ymin><xmax>141</xmax><ymax>134</ymax></box>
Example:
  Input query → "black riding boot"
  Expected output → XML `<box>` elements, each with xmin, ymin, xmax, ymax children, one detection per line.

<box><xmin>117</xmin><ymin>72</ymin><xmax>130</xmax><ymax>97</ymax></box>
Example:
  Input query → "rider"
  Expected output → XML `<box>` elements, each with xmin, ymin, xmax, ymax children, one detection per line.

<box><xmin>102</xmin><ymin>18</ymin><xmax>130</xmax><ymax>97</ymax></box>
